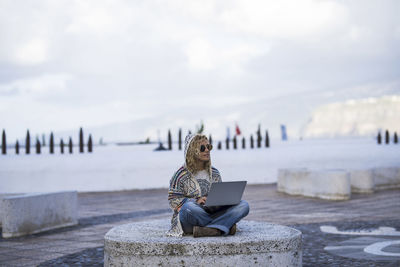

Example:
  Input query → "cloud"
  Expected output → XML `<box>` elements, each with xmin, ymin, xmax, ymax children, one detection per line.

<box><xmin>0</xmin><ymin>73</ymin><xmax>73</xmax><ymax>96</ymax></box>
<box><xmin>184</xmin><ymin>37</ymin><xmax>268</xmax><ymax>72</ymax></box>
<box><xmin>14</xmin><ymin>38</ymin><xmax>48</xmax><ymax>65</ymax></box>
<box><xmin>0</xmin><ymin>0</ymin><xmax>399</xmax><ymax>141</ymax></box>
<box><xmin>220</xmin><ymin>0</ymin><xmax>348</xmax><ymax>40</ymax></box>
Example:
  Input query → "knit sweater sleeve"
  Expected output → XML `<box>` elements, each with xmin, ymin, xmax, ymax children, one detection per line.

<box><xmin>211</xmin><ymin>166</ymin><xmax>222</xmax><ymax>183</ymax></box>
<box><xmin>168</xmin><ymin>168</ymin><xmax>190</xmax><ymax>211</ymax></box>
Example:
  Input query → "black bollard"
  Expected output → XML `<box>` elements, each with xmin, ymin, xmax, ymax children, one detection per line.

<box><xmin>217</xmin><ymin>141</ymin><xmax>222</xmax><ymax>150</ymax></box>
<box><xmin>265</xmin><ymin>130</ymin><xmax>270</xmax><ymax>148</ymax></box>
<box><xmin>88</xmin><ymin>134</ymin><xmax>93</xmax><ymax>153</ymax></box>
<box><xmin>178</xmin><ymin>128</ymin><xmax>182</xmax><ymax>150</ymax></box>
<box><xmin>250</xmin><ymin>135</ymin><xmax>254</xmax><ymax>149</ymax></box>
<box><xmin>242</xmin><ymin>137</ymin><xmax>246</xmax><ymax>149</ymax></box>
<box><xmin>50</xmin><ymin>132</ymin><xmax>54</xmax><ymax>154</ymax></box>
<box><xmin>1</xmin><ymin>129</ymin><xmax>6</xmax><ymax>155</ymax></box>
<box><xmin>168</xmin><ymin>130</ymin><xmax>172</xmax><ymax>150</ymax></box>
<box><xmin>377</xmin><ymin>132</ymin><xmax>382</xmax><ymax>144</ymax></box>
<box><xmin>394</xmin><ymin>132</ymin><xmax>398</xmax><ymax>144</ymax></box>
<box><xmin>15</xmin><ymin>140</ymin><xmax>19</xmax><ymax>154</ymax></box>
<box><xmin>26</xmin><ymin>130</ymin><xmax>31</xmax><ymax>154</ymax></box>
<box><xmin>79</xmin><ymin>127</ymin><xmax>84</xmax><ymax>153</ymax></box>
<box><xmin>385</xmin><ymin>130</ymin><xmax>390</xmax><ymax>144</ymax></box>
<box><xmin>36</xmin><ymin>139</ymin><xmax>41</xmax><ymax>154</ymax></box>
<box><xmin>69</xmin><ymin>137</ymin><xmax>73</xmax><ymax>154</ymax></box>
<box><xmin>225</xmin><ymin>137</ymin><xmax>230</xmax><ymax>150</ymax></box>
<box><xmin>60</xmin><ymin>139</ymin><xmax>64</xmax><ymax>154</ymax></box>
<box><xmin>233</xmin><ymin>136</ymin><xmax>237</xmax><ymax>149</ymax></box>
<box><xmin>257</xmin><ymin>124</ymin><xmax>262</xmax><ymax>148</ymax></box>
<box><xmin>209</xmin><ymin>135</ymin><xmax>213</xmax><ymax>146</ymax></box>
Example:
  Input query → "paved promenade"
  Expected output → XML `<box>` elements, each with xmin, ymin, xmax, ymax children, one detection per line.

<box><xmin>0</xmin><ymin>184</ymin><xmax>399</xmax><ymax>266</ymax></box>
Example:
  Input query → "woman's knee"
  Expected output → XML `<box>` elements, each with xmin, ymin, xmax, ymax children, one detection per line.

<box><xmin>238</xmin><ymin>200</ymin><xmax>250</xmax><ymax>216</ymax></box>
<box><xmin>179</xmin><ymin>200</ymin><xmax>211</xmax><ymax>226</ymax></box>
<box><xmin>179</xmin><ymin>202</ymin><xmax>194</xmax><ymax>222</ymax></box>
<box><xmin>180</xmin><ymin>200</ymin><xmax>206</xmax><ymax>216</ymax></box>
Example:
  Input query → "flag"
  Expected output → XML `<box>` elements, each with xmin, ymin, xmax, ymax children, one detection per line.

<box><xmin>235</xmin><ymin>124</ymin><xmax>241</xmax><ymax>135</ymax></box>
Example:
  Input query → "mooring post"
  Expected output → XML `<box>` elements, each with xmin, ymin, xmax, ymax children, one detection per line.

<box><xmin>88</xmin><ymin>134</ymin><xmax>93</xmax><ymax>153</ymax></box>
<box><xmin>36</xmin><ymin>139</ymin><xmax>41</xmax><ymax>154</ymax></box>
<box><xmin>50</xmin><ymin>132</ymin><xmax>54</xmax><ymax>154</ymax></box>
<box><xmin>265</xmin><ymin>130</ymin><xmax>270</xmax><ymax>148</ymax></box>
<box><xmin>69</xmin><ymin>137</ymin><xmax>73</xmax><ymax>154</ymax></box>
<box><xmin>257</xmin><ymin>124</ymin><xmax>262</xmax><ymax>148</ymax></box>
<box><xmin>178</xmin><ymin>128</ymin><xmax>182</xmax><ymax>150</ymax></box>
<box><xmin>26</xmin><ymin>130</ymin><xmax>31</xmax><ymax>154</ymax></box>
<box><xmin>385</xmin><ymin>130</ymin><xmax>390</xmax><ymax>144</ymax></box>
<box><xmin>79</xmin><ymin>127</ymin><xmax>84</xmax><ymax>153</ymax></box>
<box><xmin>1</xmin><ymin>129</ymin><xmax>6</xmax><ymax>155</ymax></box>
<box><xmin>60</xmin><ymin>139</ymin><xmax>64</xmax><ymax>154</ymax></box>
<box><xmin>15</xmin><ymin>140</ymin><xmax>19</xmax><ymax>154</ymax></box>
<box><xmin>168</xmin><ymin>130</ymin><xmax>172</xmax><ymax>150</ymax></box>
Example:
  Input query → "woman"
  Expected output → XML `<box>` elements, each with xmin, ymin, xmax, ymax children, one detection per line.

<box><xmin>167</xmin><ymin>133</ymin><xmax>249</xmax><ymax>237</ymax></box>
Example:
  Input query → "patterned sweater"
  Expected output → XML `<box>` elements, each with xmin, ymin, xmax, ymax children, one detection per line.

<box><xmin>167</xmin><ymin>166</ymin><xmax>222</xmax><ymax>236</ymax></box>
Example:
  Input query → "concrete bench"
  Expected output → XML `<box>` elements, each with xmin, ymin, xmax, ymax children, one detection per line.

<box><xmin>0</xmin><ymin>194</ymin><xmax>19</xmax><ymax>227</ymax></box>
<box><xmin>372</xmin><ymin>167</ymin><xmax>400</xmax><ymax>190</ymax></box>
<box><xmin>349</xmin><ymin>170</ymin><xmax>375</xmax><ymax>193</ymax></box>
<box><xmin>277</xmin><ymin>169</ymin><xmax>351</xmax><ymax>200</ymax></box>
<box><xmin>104</xmin><ymin>219</ymin><xmax>302</xmax><ymax>267</ymax></box>
<box><xmin>1</xmin><ymin>191</ymin><xmax>78</xmax><ymax>238</ymax></box>
<box><xmin>349</xmin><ymin>167</ymin><xmax>400</xmax><ymax>193</ymax></box>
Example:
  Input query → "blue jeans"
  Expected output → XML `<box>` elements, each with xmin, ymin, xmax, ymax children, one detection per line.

<box><xmin>179</xmin><ymin>200</ymin><xmax>250</xmax><ymax>235</ymax></box>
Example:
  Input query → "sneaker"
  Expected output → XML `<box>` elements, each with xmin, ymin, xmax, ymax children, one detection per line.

<box><xmin>193</xmin><ymin>226</ymin><xmax>221</xmax><ymax>238</ymax></box>
<box><xmin>229</xmin><ymin>224</ymin><xmax>236</xmax><ymax>235</ymax></box>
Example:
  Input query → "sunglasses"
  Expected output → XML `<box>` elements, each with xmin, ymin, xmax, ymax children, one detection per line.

<box><xmin>200</xmin><ymin>144</ymin><xmax>213</xmax><ymax>152</ymax></box>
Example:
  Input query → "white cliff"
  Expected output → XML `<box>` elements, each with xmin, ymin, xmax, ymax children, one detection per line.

<box><xmin>302</xmin><ymin>95</ymin><xmax>400</xmax><ymax>138</ymax></box>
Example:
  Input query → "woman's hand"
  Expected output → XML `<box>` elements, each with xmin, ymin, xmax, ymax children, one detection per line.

<box><xmin>196</xmin><ymin>196</ymin><xmax>207</xmax><ymax>205</ymax></box>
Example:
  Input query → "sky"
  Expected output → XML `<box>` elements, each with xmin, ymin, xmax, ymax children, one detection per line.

<box><xmin>1</xmin><ymin>0</ymin><xmax>400</xmax><ymax>142</ymax></box>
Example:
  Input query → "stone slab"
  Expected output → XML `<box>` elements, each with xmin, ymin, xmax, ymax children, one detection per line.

<box><xmin>277</xmin><ymin>168</ymin><xmax>351</xmax><ymax>200</ymax></box>
<box><xmin>1</xmin><ymin>191</ymin><xmax>78</xmax><ymax>238</ymax></box>
<box><xmin>104</xmin><ymin>219</ymin><xmax>302</xmax><ymax>267</ymax></box>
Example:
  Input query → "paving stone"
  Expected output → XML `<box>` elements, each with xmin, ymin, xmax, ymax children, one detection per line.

<box><xmin>0</xmin><ymin>253</ymin><xmax>20</xmax><ymax>262</ymax></box>
<box><xmin>38</xmin><ymin>245</ymin><xmax>85</xmax><ymax>254</ymax></box>
<box><xmin>0</xmin><ymin>184</ymin><xmax>398</xmax><ymax>266</ymax></box>
<box><xmin>0</xmin><ymin>241</ymin><xmax>26</xmax><ymax>248</ymax></box>
<box><xmin>8</xmin><ymin>248</ymin><xmax>64</xmax><ymax>260</ymax></box>
<box><xmin>37</xmin><ymin>246</ymin><xmax>104</xmax><ymax>267</ymax></box>
<box><xmin>291</xmin><ymin>219</ymin><xmax>400</xmax><ymax>266</ymax></box>
<box><xmin>1</xmin><ymin>257</ymin><xmax>43</xmax><ymax>267</ymax></box>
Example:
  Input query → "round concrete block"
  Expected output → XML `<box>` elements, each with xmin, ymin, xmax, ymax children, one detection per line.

<box><xmin>104</xmin><ymin>219</ymin><xmax>302</xmax><ymax>267</ymax></box>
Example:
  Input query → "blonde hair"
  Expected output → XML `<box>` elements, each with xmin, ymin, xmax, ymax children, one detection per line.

<box><xmin>185</xmin><ymin>134</ymin><xmax>211</xmax><ymax>176</ymax></box>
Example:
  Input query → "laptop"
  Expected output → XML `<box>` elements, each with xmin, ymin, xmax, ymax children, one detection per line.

<box><xmin>203</xmin><ymin>181</ymin><xmax>247</xmax><ymax>208</ymax></box>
